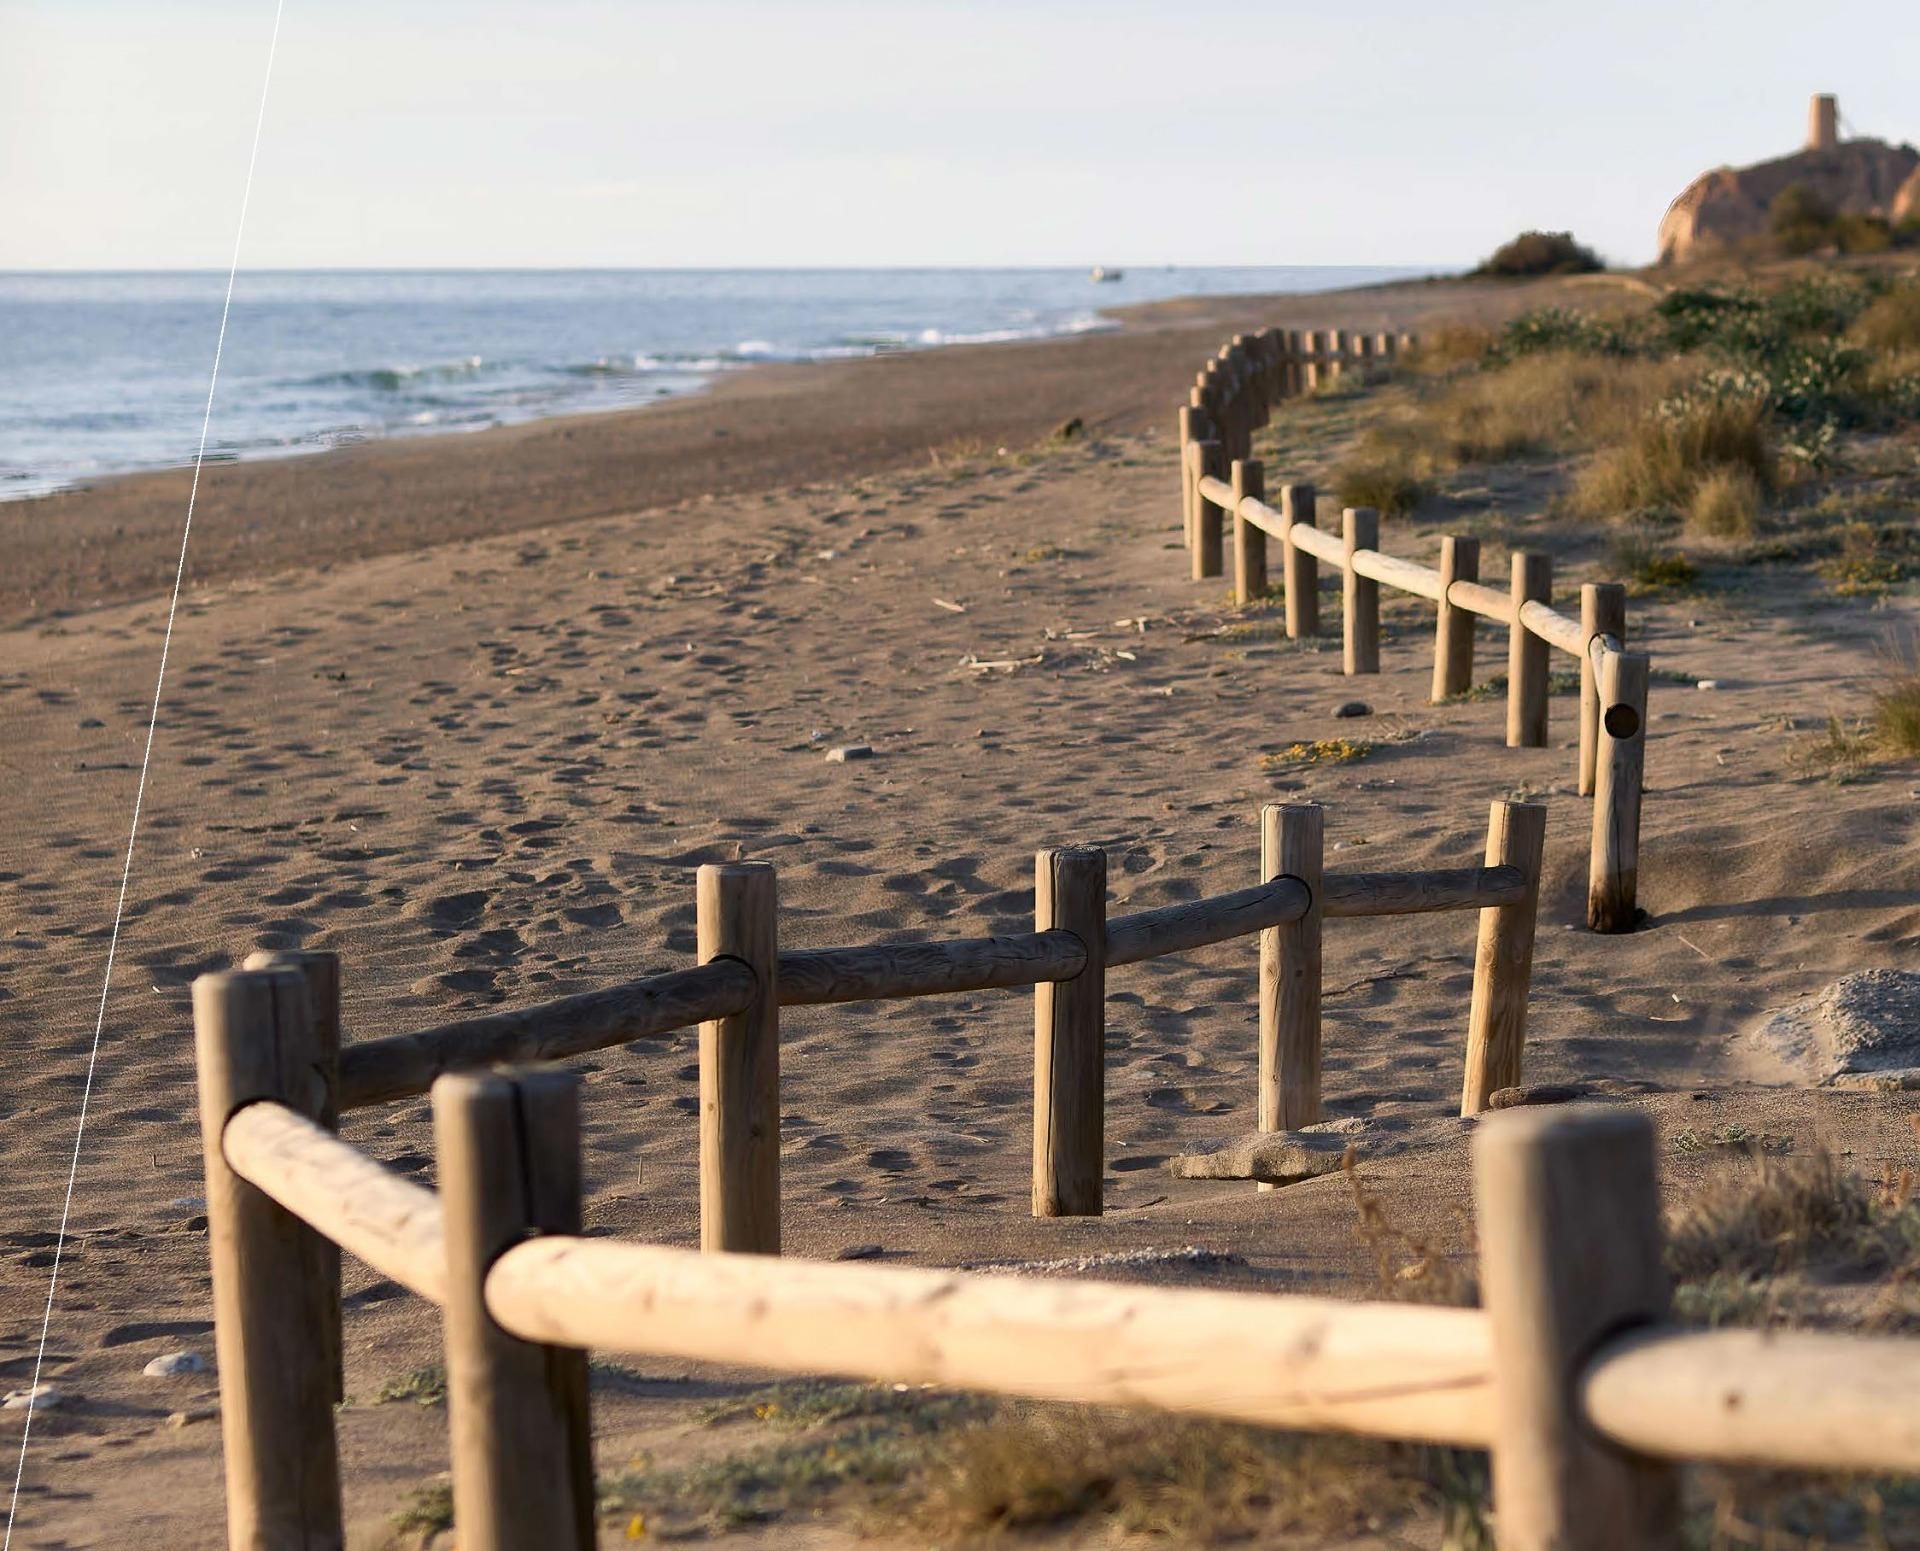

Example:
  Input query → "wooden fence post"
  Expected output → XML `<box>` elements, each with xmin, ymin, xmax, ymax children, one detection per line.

<box><xmin>1232</xmin><ymin>458</ymin><xmax>1266</xmax><ymax>605</ymax></box>
<box><xmin>193</xmin><ymin>966</ymin><xmax>343</xmax><ymax>1551</ymax></box>
<box><xmin>1342</xmin><ymin>506</ymin><xmax>1381</xmax><ymax>674</ymax></box>
<box><xmin>1473</xmin><ymin>1106</ymin><xmax>1681</xmax><ymax>1550</ymax></box>
<box><xmin>697</xmin><ymin>861</ymin><xmax>781</xmax><ymax>1253</ymax></box>
<box><xmin>1302</xmin><ymin>329</ymin><xmax>1322</xmax><ymax>392</ymax></box>
<box><xmin>1280</xmin><ymin>484</ymin><xmax>1319</xmax><ymax>639</ymax></box>
<box><xmin>1579</xmin><ymin>583</ymin><xmax>1627</xmax><ymax>796</ymax></box>
<box><xmin>1588</xmin><ymin>649</ymin><xmax>1650</xmax><ymax>934</ymax></box>
<box><xmin>434</xmin><ymin>1069</ymin><xmax>595</xmax><ymax>1551</ymax></box>
<box><xmin>1260</xmin><ymin>803</ymin><xmax>1324</xmax><ymax>1151</ymax></box>
<box><xmin>1432</xmin><ymin>535</ymin><xmax>1479</xmax><ymax>702</ymax></box>
<box><xmin>1507</xmin><ymin>551</ymin><xmax>1553</xmax><ymax>747</ymax></box>
<box><xmin>1193</xmin><ymin>440</ymin><xmax>1227</xmax><ymax>582</ymax></box>
<box><xmin>1178</xmin><ymin>403</ymin><xmax>1210</xmax><ymax>551</ymax></box>
<box><xmin>1033</xmin><ymin>846</ymin><xmax>1107</xmax><ymax>1217</ymax></box>
<box><xmin>1460</xmin><ymin>799</ymin><xmax>1546</xmax><ymax>1116</ymax></box>
<box><xmin>240</xmin><ymin>948</ymin><xmax>343</xmax><ymax>1404</ymax></box>
<box><xmin>1326</xmin><ymin>328</ymin><xmax>1346</xmax><ymax>383</ymax></box>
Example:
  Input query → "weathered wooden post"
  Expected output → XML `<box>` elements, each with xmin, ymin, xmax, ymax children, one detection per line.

<box><xmin>1507</xmin><ymin>551</ymin><xmax>1552</xmax><ymax>747</ymax></box>
<box><xmin>1033</xmin><ymin>846</ymin><xmax>1107</xmax><ymax>1217</ymax></box>
<box><xmin>697</xmin><ymin>861</ymin><xmax>781</xmax><ymax>1253</ymax></box>
<box><xmin>1579</xmin><ymin>582</ymin><xmax>1627</xmax><ymax>796</ymax></box>
<box><xmin>435</xmin><ymin>1069</ymin><xmax>596</xmax><ymax>1551</ymax></box>
<box><xmin>1473</xmin><ymin>1106</ymin><xmax>1681</xmax><ymax>1550</ymax></box>
<box><xmin>1284</xmin><ymin>328</ymin><xmax>1305</xmax><ymax>396</ymax></box>
<box><xmin>1260</xmin><ymin>803</ymin><xmax>1324</xmax><ymax>1152</ymax></box>
<box><xmin>1192</xmin><ymin>440</ymin><xmax>1228</xmax><ymax>582</ymax></box>
<box><xmin>1301</xmin><ymin>329</ymin><xmax>1322</xmax><ymax>392</ymax></box>
<box><xmin>1326</xmin><ymin>328</ymin><xmax>1347</xmax><ymax>383</ymax></box>
<box><xmin>1588</xmin><ymin>648</ymin><xmax>1650</xmax><ymax>934</ymax></box>
<box><xmin>193</xmin><ymin>966</ymin><xmax>343</xmax><ymax>1550</ymax></box>
<box><xmin>1178</xmin><ymin>401</ymin><xmax>1212</xmax><ymax>550</ymax></box>
<box><xmin>1231</xmin><ymin>458</ymin><xmax>1267</xmax><ymax>605</ymax></box>
<box><xmin>1281</xmin><ymin>483</ymin><xmax>1319</xmax><ymax>639</ymax></box>
<box><xmin>1432</xmin><ymin>535</ymin><xmax>1480</xmax><ymax>701</ymax></box>
<box><xmin>240</xmin><ymin>948</ymin><xmax>343</xmax><ymax>1403</ymax></box>
<box><xmin>1460</xmin><ymin>799</ymin><xmax>1546</xmax><ymax>1115</ymax></box>
<box><xmin>1342</xmin><ymin>506</ymin><xmax>1381</xmax><ymax>674</ymax></box>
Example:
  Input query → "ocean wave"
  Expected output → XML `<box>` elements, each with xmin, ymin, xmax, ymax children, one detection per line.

<box><xmin>297</xmin><ymin>354</ymin><xmax>489</xmax><ymax>391</ymax></box>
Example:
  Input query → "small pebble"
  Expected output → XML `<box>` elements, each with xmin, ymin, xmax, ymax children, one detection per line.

<box><xmin>1333</xmin><ymin>700</ymin><xmax>1373</xmax><ymax>719</ymax></box>
<box><xmin>834</xmin><ymin>1244</ymin><xmax>885</xmax><ymax>1261</ymax></box>
<box><xmin>3</xmin><ymin>1384</ymin><xmax>65</xmax><ymax>1411</ymax></box>
<box><xmin>167</xmin><ymin>1406</ymin><xmax>218</xmax><ymax>1429</ymax></box>
<box><xmin>1696</xmin><ymin>679</ymin><xmax>1719</xmax><ymax>690</ymax></box>
<box><xmin>143</xmin><ymin>1351</ymin><xmax>207</xmax><ymax>1378</ymax></box>
<box><xmin>825</xmin><ymin>745</ymin><xmax>873</xmax><ymax>763</ymax></box>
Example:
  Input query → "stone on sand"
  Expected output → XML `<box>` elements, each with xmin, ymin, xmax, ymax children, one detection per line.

<box><xmin>142</xmin><ymin>1351</ymin><xmax>207</xmax><ymax>1378</ymax></box>
<box><xmin>1167</xmin><ymin>1117</ymin><xmax>1384</xmax><ymax>1184</ymax></box>
<box><xmin>3</xmin><ymin>1384</ymin><xmax>66</xmax><ymax>1411</ymax></box>
<box><xmin>1749</xmin><ymin>970</ymin><xmax>1920</xmax><ymax>1088</ymax></box>
<box><xmin>825</xmin><ymin>744</ymin><xmax>873</xmax><ymax>763</ymax></box>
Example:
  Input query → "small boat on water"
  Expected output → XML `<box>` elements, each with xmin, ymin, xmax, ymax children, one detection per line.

<box><xmin>1089</xmin><ymin>266</ymin><xmax>1124</xmax><ymax>283</ymax></box>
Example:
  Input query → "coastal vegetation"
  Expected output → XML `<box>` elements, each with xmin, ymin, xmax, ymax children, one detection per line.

<box><xmin>1341</xmin><ymin>270</ymin><xmax>1920</xmax><ymax>554</ymax></box>
<box><xmin>1470</xmin><ymin>229</ymin><xmax>1604</xmax><ymax>277</ymax></box>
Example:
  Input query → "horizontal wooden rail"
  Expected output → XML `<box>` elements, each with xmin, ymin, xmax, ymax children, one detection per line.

<box><xmin>223</xmin><ymin>1101</ymin><xmax>448</xmax><ymax>1305</ymax></box>
<box><xmin>1351</xmin><ymin>547</ymin><xmax>1444</xmax><ymax>602</ymax></box>
<box><xmin>1288</xmin><ymin>521</ymin><xmax>1345</xmax><ymax>566</ymax></box>
<box><xmin>1323</xmin><ymin>863</ymin><xmax>1527</xmax><ymax>917</ymax></box>
<box><xmin>777</xmin><ymin>931</ymin><xmax>1087</xmax><ymax>1005</ymax></box>
<box><xmin>1519</xmin><ymin>598</ymin><xmax>1586</xmax><ymax>656</ymax></box>
<box><xmin>339</xmin><ymin>960</ymin><xmax>757</xmax><ymax>1110</ymax></box>
<box><xmin>1446</xmin><ymin>577</ymin><xmax>1514</xmax><ymax>626</ymax></box>
<box><xmin>484</xmin><ymin>1236</ymin><xmax>1495</xmax><ymax>1447</ymax></box>
<box><xmin>1105</xmin><ymin>877</ymin><xmax>1311</xmax><ymax>966</ymax></box>
<box><xmin>1582</xmin><ymin>1326</ymin><xmax>1920</xmax><ymax>1475</ymax></box>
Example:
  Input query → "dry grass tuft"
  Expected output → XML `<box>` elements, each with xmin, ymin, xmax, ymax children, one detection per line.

<box><xmin>1574</xmin><ymin>392</ymin><xmax>1776</xmax><ymax>520</ymax></box>
<box><xmin>1666</xmin><ymin>1147</ymin><xmax>1919</xmax><ymax>1285</ymax></box>
<box><xmin>1872</xmin><ymin>637</ymin><xmax>1920</xmax><ymax>758</ymax></box>
<box><xmin>1406</xmin><ymin>324</ymin><xmax>1494</xmax><ymax>372</ymax></box>
<box><xmin>892</xmin><ymin>1406</ymin><xmax>1435</xmax><ymax>1544</ymax></box>
<box><xmin>1335</xmin><ymin>460</ymin><xmax>1425</xmax><ymax>517</ymax></box>
<box><xmin>1849</xmin><ymin>283</ymin><xmax>1920</xmax><ymax>353</ymax></box>
<box><xmin>1689</xmin><ymin>465</ymin><xmax>1766</xmax><ymax>539</ymax></box>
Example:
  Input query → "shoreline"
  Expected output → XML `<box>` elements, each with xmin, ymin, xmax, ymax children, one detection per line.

<box><xmin>0</xmin><ymin>273</ymin><xmax>1580</xmax><ymax>631</ymax></box>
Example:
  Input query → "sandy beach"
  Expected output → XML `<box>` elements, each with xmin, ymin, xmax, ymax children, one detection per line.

<box><xmin>4</xmin><ymin>273</ymin><xmax>1919</xmax><ymax>1547</ymax></box>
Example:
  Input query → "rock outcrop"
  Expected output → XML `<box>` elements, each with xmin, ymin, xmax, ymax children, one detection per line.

<box><xmin>1896</xmin><ymin>164</ymin><xmax>1920</xmax><ymax>229</ymax></box>
<box><xmin>1659</xmin><ymin>138</ymin><xmax>1920</xmax><ymax>263</ymax></box>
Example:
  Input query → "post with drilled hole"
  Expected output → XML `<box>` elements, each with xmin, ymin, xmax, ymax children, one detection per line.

<box><xmin>1588</xmin><ymin>649</ymin><xmax>1650</xmax><ymax>934</ymax></box>
<box><xmin>1261</xmin><ymin>803</ymin><xmax>1324</xmax><ymax>1152</ymax></box>
<box><xmin>435</xmin><ymin>1069</ymin><xmax>595</xmax><ymax>1551</ymax></box>
<box><xmin>1232</xmin><ymin>458</ymin><xmax>1266</xmax><ymax>605</ymax></box>
<box><xmin>1192</xmin><ymin>440</ymin><xmax>1228</xmax><ymax>581</ymax></box>
<box><xmin>1033</xmin><ymin>847</ymin><xmax>1107</xmax><ymax>1217</ymax></box>
<box><xmin>240</xmin><ymin>947</ymin><xmax>344</xmax><ymax>1403</ymax></box>
<box><xmin>1432</xmin><ymin>535</ymin><xmax>1479</xmax><ymax>702</ymax></box>
<box><xmin>698</xmin><ymin>861</ymin><xmax>781</xmax><ymax>1252</ymax></box>
<box><xmin>1579</xmin><ymin>583</ymin><xmax>1627</xmax><ymax>796</ymax></box>
<box><xmin>1178</xmin><ymin>403</ymin><xmax>1211</xmax><ymax>550</ymax></box>
<box><xmin>1343</xmin><ymin>506</ymin><xmax>1381</xmax><ymax>674</ymax></box>
<box><xmin>1460</xmin><ymin>799</ymin><xmax>1546</xmax><ymax>1115</ymax></box>
<box><xmin>1281</xmin><ymin>483</ymin><xmax>1319</xmax><ymax>638</ymax></box>
<box><xmin>1507</xmin><ymin>551</ymin><xmax>1553</xmax><ymax>747</ymax></box>
<box><xmin>1474</xmin><ymin>1106</ymin><xmax>1681</xmax><ymax>1549</ymax></box>
<box><xmin>193</xmin><ymin>966</ymin><xmax>343</xmax><ymax>1551</ymax></box>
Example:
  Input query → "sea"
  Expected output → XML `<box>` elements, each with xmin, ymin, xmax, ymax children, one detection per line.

<box><xmin>0</xmin><ymin>266</ymin><xmax>1426</xmax><ymax>501</ymax></box>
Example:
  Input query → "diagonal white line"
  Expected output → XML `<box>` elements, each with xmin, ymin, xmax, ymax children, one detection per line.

<box><xmin>4</xmin><ymin>4</ymin><xmax>288</xmax><ymax>1543</ymax></box>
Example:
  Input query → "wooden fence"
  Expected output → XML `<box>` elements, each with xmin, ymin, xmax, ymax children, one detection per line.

<box><xmin>1175</xmin><ymin>328</ymin><xmax>1650</xmax><ymax>933</ymax></box>
<box><xmin>196</xmin><ymin>997</ymin><xmax>1920</xmax><ymax>1551</ymax></box>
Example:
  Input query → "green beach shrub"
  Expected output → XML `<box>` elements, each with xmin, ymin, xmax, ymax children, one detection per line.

<box><xmin>1472</xmin><ymin>230</ymin><xmax>1603</xmax><ymax>278</ymax></box>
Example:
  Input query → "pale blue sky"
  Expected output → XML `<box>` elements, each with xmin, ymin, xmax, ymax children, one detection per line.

<box><xmin>4</xmin><ymin>0</ymin><xmax>1917</xmax><ymax>270</ymax></box>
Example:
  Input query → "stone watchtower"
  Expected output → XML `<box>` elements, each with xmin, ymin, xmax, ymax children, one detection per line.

<box><xmin>1808</xmin><ymin>93</ymin><xmax>1838</xmax><ymax>152</ymax></box>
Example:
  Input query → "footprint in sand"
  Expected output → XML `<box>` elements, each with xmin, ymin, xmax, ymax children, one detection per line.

<box><xmin>416</xmin><ymin>890</ymin><xmax>490</xmax><ymax>933</ymax></box>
